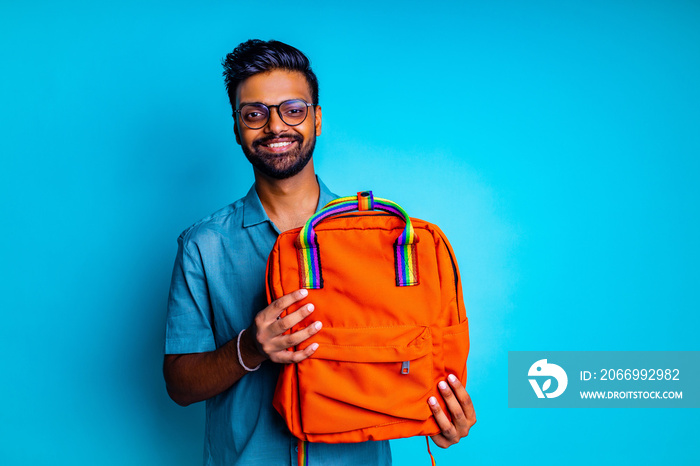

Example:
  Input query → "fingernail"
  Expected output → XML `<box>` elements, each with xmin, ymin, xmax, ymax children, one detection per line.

<box><xmin>448</xmin><ymin>374</ymin><xmax>457</xmax><ymax>383</ymax></box>
<box><xmin>428</xmin><ymin>396</ymin><xmax>437</xmax><ymax>406</ymax></box>
<box><xmin>314</xmin><ymin>321</ymin><xmax>322</xmax><ymax>330</ymax></box>
<box><xmin>300</xmin><ymin>289</ymin><xmax>308</xmax><ymax>297</ymax></box>
<box><xmin>439</xmin><ymin>381</ymin><xmax>448</xmax><ymax>390</ymax></box>
<box><xmin>310</xmin><ymin>343</ymin><xmax>319</xmax><ymax>351</ymax></box>
<box><xmin>307</xmin><ymin>304</ymin><xmax>315</xmax><ymax>312</ymax></box>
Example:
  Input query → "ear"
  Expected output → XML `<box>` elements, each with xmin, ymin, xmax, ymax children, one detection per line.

<box><xmin>233</xmin><ymin>119</ymin><xmax>241</xmax><ymax>145</ymax></box>
<box><xmin>314</xmin><ymin>105</ymin><xmax>322</xmax><ymax>137</ymax></box>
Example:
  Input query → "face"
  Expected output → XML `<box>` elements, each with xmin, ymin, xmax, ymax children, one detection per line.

<box><xmin>235</xmin><ymin>69</ymin><xmax>322</xmax><ymax>180</ymax></box>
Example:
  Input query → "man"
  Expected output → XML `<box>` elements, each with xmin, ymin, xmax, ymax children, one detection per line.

<box><xmin>163</xmin><ymin>39</ymin><xmax>475</xmax><ymax>465</ymax></box>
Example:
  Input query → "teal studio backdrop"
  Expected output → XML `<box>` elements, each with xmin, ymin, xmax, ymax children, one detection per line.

<box><xmin>1</xmin><ymin>1</ymin><xmax>698</xmax><ymax>464</ymax></box>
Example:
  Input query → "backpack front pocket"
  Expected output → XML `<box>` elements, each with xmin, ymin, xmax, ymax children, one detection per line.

<box><xmin>296</xmin><ymin>325</ymin><xmax>433</xmax><ymax>435</ymax></box>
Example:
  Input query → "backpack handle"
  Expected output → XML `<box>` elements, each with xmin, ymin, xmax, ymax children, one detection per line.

<box><xmin>296</xmin><ymin>191</ymin><xmax>419</xmax><ymax>289</ymax></box>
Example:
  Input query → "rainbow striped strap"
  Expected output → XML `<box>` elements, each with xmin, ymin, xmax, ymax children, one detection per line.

<box><xmin>426</xmin><ymin>436</ymin><xmax>437</xmax><ymax>466</ymax></box>
<box><xmin>357</xmin><ymin>190</ymin><xmax>374</xmax><ymax>210</ymax></box>
<box><xmin>296</xmin><ymin>191</ymin><xmax>419</xmax><ymax>289</ymax></box>
<box><xmin>297</xmin><ymin>439</ymin><xmax>308</xmax><ymax>466</ymax></box>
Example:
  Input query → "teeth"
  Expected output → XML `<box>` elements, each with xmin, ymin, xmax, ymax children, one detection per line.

<box><xmin>268</xmin><ymin>142</ymin><xmax>292</xmax><ymax>148</ymax></box>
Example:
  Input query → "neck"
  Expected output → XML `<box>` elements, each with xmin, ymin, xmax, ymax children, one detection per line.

<box><xmin>254</xmin><ymin>160</ymin><xmax>321</xmax><ymax>232</ymax></box>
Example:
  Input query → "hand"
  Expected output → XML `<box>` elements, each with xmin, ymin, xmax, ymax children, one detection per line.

<box><xmin>428</xmin><ymin>374</ymin><xmax>476</xmax><ymax>448</ymax></box>
<box><xmin>249</xmin><ymin>289</ymin><xmax>321</xmax><ymax>364</ymax></box>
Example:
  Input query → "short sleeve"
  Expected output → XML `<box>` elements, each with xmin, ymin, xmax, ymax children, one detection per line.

<box><xmin>164</xmin><ymin>233</ymin><xmax>217</xmax><ymax>354</ymax></box>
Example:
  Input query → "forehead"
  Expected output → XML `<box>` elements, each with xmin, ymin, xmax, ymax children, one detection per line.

<box><xmin>236</xmin><ymin>69</ymin><xmax>312</xmax><ymax>106</ymax></box>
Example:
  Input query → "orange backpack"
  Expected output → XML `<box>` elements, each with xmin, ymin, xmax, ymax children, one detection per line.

<box><xmin>267</xmin><ymin>191</ymin><xmax>469</xmax><ymax>444</ymax></box>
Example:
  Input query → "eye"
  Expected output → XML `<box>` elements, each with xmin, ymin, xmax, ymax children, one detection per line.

<box><xmin>281</xmin><ymin>101</ymin><xmax>308</xmax><ymax>119</ymax></box>
<box><xmin>241</xmin><ymin>105</ymin><xmax>268</xmax><ymax>122</ymax></box>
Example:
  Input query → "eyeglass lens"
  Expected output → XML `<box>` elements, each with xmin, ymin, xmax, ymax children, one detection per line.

<box><xmin>239</xmin><ymin>100</ymin><xmax>309</xmax><ymax>129</ymax></box>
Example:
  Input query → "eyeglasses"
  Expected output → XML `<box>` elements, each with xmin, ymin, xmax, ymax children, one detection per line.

<box><xmin>235</xmin><ymin>99</ymin><xmax>315</xmax><ymax>130</ymax></box>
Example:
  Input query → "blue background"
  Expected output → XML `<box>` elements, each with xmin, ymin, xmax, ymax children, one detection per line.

<box><xmin>1</xmin><ymin>1</ymin><xmax>698</xmax><ymax>464</ymax></box>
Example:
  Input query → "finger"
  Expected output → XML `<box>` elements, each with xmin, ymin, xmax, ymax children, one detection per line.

<box><xmin>430</xmin><ymin>433</ymin><xmax>452</xmax><ymax>450</ymax></box>
<box><xmin>273</xmin><ymin>342</ymin><xmax>319</xmax><ymax>364</ymax></box>
<box><xmin>272</xmin><ymin>303</ymin><xmax>316</xmax><ymax>336</ymax></box>
<box><xmin>265</xmin><ymin>289</ymin><xmax>309</xmax><ymax>320</ymax></box>
<box><xmin>427</xmin><ymin>396</ymin><xmax>457</xmax><ymax>448</ymax></box>
<box><xmin>447</xmin><ymin>374</ymin><xmax>476</xmax><ymax>424</ymax></box>
<box><xmin>438</xmin><ymin>380</ymin><xmax>466</xmax><ymax>425</ymax></box>
<box><xmin>279</xmin><ymin>321</ymin><xmax>323</xmax><ymax>348</ymax></box>
<box><xmin>438</xmin><ymin>377</ymin><xmax>471</xmax><ymax>439</ymax></box>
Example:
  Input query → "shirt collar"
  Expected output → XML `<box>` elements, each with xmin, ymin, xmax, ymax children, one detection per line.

<box><xmin>243</xmin><ymin>175</ymin><xmax>338</xmax><ymax>228</ymax></box>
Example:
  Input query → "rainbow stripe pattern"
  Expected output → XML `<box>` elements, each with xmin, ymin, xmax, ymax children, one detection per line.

<box><xmin>297</xmin><ymin>439</ymin><xmax>308</xmax><ymax>466</ymax></box>
<box><xmin>357</xmin><ymin>190</ymin><xmax>374</xmax><ymax>210</ymax></box>
<box><xmin>426</xmin><ymin>436</ymin><xmax>437</xmax><ymax>466</ymax></box>
<box><xmin>296</xmin><ymin>191</ymin><xmax>419</xmax><ymax>289</ymax></box>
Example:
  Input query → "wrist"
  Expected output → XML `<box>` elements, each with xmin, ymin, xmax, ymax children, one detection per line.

<box><xmin>238</xmin><ymin>328</ymin><xmax>266</xmax><ymax>369</ymax></box>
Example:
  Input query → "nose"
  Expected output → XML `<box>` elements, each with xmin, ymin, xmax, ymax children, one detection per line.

<box><xmin>264</xmin><ymin>107</ymin><xmax>289</xmax><ymax>134</ymax></box>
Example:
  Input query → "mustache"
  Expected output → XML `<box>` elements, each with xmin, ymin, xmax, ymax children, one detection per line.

<box><xmin>253</xmin><ymin>133</ymin><xmax>303</xmax><ymax>147</ymax></box>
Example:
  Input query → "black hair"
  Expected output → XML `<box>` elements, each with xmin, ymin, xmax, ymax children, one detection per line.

<box><xmin>222</xmin><ymin>39</ymin><xmax>319</xmax><ymax>110</ymax></box>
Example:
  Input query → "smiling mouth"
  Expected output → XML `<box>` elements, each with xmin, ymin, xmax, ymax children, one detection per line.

<box><xmin>255</xmin><ymin>136</ymin><xmax>301</xmax><ymax>153</ymax></box>
<box><xmin>261</xmin><ymin>140</ymin><xmax>296</xmax><ymax>153</ymax></box>
<box><xmin>266</xmin><ymin>141</ymin><xmax>293</xmax><ymax>148</ymax></box>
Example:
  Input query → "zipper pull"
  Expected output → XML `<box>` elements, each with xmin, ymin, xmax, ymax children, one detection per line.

<box><xmin>401</xmin><ymin>361</ymin><xmax>410</xmax><ymax>375</ymax></box>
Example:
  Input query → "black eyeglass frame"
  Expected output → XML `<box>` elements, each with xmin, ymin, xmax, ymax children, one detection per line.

<box><xmin>234</xmin><ymin>99</ymin><xmax>317</xmax><ymax>130</ymax></box>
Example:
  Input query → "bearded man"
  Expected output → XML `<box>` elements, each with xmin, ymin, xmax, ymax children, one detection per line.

<box><xmin>163</xmin><ymin>39</ymin><xmax>475</xmax><ymax>466</ymax></box>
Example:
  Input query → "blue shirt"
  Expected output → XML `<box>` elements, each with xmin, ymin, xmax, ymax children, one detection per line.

<box><xmin>165</xmin><ymin>177</ymin><xmax>392</xmax><ymax>466</ymax></box>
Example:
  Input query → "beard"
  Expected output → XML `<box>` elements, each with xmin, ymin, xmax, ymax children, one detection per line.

<box><xmin>241</xmin><ymin>131</ymin><xmax>316</xmax><ymax>180</ymax></box>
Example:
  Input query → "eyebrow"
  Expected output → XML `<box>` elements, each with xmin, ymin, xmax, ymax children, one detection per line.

<box><xmin>238</xmin><ymin>97</ymin><xmax>312</xmax><ymax>107</ymax></box>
